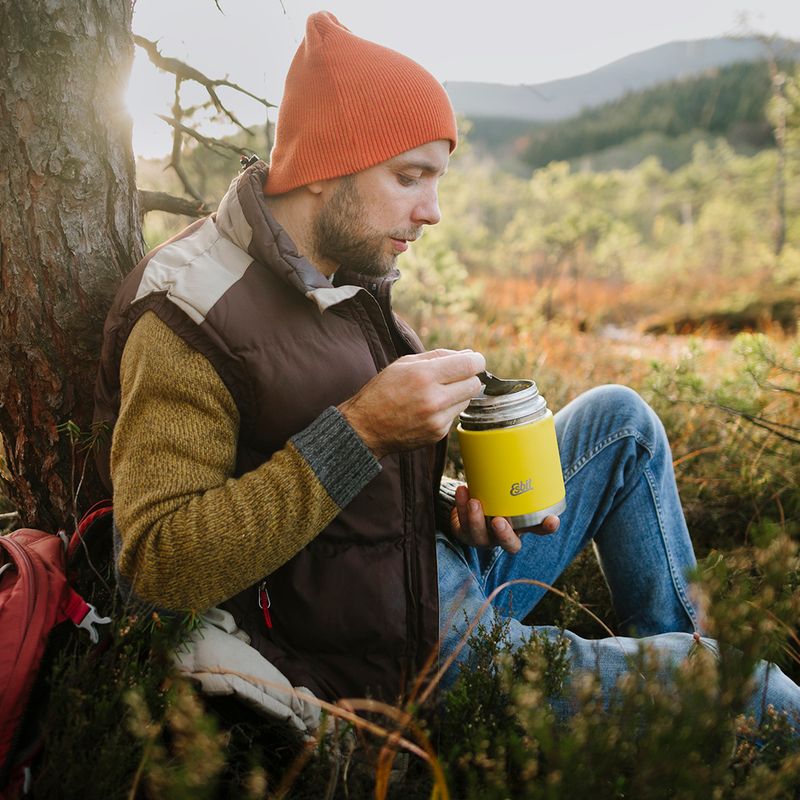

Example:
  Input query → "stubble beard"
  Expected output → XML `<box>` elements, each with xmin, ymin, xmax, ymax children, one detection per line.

<box><xmin>312</xmin><ymin>175</ymin><xmax>416</xmax><ymax>278</ymax></box>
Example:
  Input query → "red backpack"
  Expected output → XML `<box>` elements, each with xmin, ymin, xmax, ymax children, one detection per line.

<box><xmin>0</xmin><ymin>502</ymin><xmax>113</xmax><ymax>794</ymax></box>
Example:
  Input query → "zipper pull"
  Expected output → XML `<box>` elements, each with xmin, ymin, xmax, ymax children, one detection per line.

<box><xmin>258</xmin><ymin>580</ymin><xmax>272</xmax><ymax>629</ymax></box>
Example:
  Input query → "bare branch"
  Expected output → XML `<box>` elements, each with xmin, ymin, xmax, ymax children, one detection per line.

<box><xmin>157</xmin><ymin>115</ymin><xmax>251</xmax><ymax>157</ymax></box>
<box><xmin>133</xmin><ymin>34</ymin><xmax>271</xmax><ymax>214</ymax></box>
<box><xmin>138</xmin><ymin>190</ymin><xmax>213</xmax><ymax>218</ymax></box>
<box><xmin>133</xmin><ymin>33</ymin><xmax>275</xmax><ymax>134</ymax></box>
<box><xmin>212</xmin><ymin>79</ymin><xmax>275</xmax><ymax>112</ymax></box>
<box><xmin>168</xmin><ymin>76</ymin><xmax>204</xmax><ymax>204</ymax></box>
<box><xmin>170</xmin><ymin>159</ymin><xmax>205</xmax><ymax>204</ymax></box>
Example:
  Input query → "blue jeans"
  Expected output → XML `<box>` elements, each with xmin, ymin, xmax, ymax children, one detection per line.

<box><xmin>437</xmin><ymin>384</ymin><xmax>800</xmax><ymax>723</ymax></box>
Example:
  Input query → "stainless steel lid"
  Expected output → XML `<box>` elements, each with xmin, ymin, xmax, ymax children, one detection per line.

<box><xmin>459</xmin><ymin>379</ymin><xmax>548</xmax><ymax>431</ymax></box>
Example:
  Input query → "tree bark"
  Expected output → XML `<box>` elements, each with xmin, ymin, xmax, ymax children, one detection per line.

<box><xmin>0</xmin><ymin>0</ymin><xmax>143</xmax><ymax>529</ymax></box>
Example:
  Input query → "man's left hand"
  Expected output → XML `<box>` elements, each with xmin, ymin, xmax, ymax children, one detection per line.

<box><xmin>449</xmin><ymin>484</ymin><xmax>560</xmax><ymax>553</ymax></box>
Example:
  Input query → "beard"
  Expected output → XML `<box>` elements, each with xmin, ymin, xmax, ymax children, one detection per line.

<box><xmin>312</xmin><ymin>175</ymin><xmax>418</xmax><ymax>277</ymax></box>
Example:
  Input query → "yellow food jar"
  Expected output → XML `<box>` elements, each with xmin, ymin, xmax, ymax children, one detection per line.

<box><xmin>457</xmin><ymin>379</ymin><xmax>566</xmax><ymax>529</ymax></box>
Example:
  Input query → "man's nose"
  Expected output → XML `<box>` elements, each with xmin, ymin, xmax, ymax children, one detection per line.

<box><xmin>412</xmin><ymin>186</ymin><xmax>441</xmax><ymax>227</ymax></box>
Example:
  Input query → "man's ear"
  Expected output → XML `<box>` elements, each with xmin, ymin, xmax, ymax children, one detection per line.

<box><xmin>306</xmin><ymin>180</ymin><xmax>325</xmax><ymax>196</ymax></box>
<box><xmin>306</xmin><ymin>175</ymin><xmax>342</xmax><ymax>199</ymax></box>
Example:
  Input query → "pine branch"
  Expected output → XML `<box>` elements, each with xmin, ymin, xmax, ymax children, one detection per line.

<box><xmin>710</xmin><ymin>402</ymin><xmax>800</xmax><ymax>444</ymax></box>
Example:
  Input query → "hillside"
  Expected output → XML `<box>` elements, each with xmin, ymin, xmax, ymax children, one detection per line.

<box><xmin>445</xmin><ymin>37</ymin><xmax>800</xmax><ymax>123</ymax></box>
<box><xmin>518</xmin><ymin>59</ymin><xmax>789</xmax><ymax>170</ymax></box>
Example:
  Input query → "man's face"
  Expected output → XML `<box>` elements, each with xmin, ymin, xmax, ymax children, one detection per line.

<box><xmin>311</xmin><ymin>139</ymin><xmax>449</xmax><ymax>277</ymax></box>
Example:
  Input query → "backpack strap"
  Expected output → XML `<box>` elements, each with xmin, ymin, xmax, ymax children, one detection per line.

<box><xmin>66</xmin><ymin>500</ymin><xmax>114</xmax><ymax>563</ymax></box>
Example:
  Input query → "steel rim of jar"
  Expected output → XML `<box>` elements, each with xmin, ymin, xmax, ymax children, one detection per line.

<box><xmin>492</xmin><ymin>497</ymin><xmax>567</xmax><ymax>531</ymax></box>
<box><xmin>459</xmin><ymin>380</ymin><xmax>548</xmax><ymax>431</ymax></box>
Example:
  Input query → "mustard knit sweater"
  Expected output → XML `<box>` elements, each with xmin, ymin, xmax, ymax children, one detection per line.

<box><xmin>111</xmin><ymin>311</ymin><xmax>380</xmax><ymax>610</ymax></box>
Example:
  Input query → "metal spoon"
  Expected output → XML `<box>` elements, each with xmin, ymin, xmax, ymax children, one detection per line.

<box><xmin>477</xmin><ymin>370</ymin><xmax>531</xmax><ymax>397</ymax></box>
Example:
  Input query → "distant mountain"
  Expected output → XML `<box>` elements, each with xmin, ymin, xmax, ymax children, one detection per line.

<box><xmin>445</xmin><ymin>37</ymin><xmax>800</xmax><ymax>122</ymax></box>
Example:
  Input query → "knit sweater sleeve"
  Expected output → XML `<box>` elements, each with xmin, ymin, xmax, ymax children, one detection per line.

<box><xmin>111</xmin><ymin>311</ymin><xmax>381</xmax><ymax>611</ymax></box>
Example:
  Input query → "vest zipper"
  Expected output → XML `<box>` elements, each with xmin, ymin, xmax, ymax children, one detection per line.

<box><xmin>258</xmin><ymin>580</ymin><xmax>272</xmax><ymax>629</ymax></box>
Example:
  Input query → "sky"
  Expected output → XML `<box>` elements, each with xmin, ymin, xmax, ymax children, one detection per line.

<box><xmin>127</xmin><ymin>0</ymin><xmax>800</xmax><ymax>158</ymax></box>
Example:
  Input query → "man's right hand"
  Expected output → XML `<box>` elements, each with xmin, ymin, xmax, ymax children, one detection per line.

<box><xmin>338</xmin><ymin>349</ymin><xmax>485</xmax><ymax>460</ymax></box>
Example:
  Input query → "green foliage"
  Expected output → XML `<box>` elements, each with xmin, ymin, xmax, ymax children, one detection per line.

<box><xmin>28</xmin><ymin>602</ymin><xmax>315</xmax><ymax>799</ymax></box>
<box><xmin>392</xmin><ymin>227</ymin><xmax>480</xmax><ymax>348</ymax></box>
<box><xmin>646</xmin><ymin>332</ymin><xmax>800</xmax><ymax>551</ymax></box>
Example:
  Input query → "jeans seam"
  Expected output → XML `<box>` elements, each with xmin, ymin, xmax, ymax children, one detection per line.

<box><xmin>437</xmin><ymin>533</ymin><xmax>493</xmax><ymax>621</ymax></box>
<box><xmin>563</xmin><ymin>427</ymin><xmax>654</xmax><ymax>483</ymax></box>
<box><xmin>436</xmin><ymin>531</ymin><xmax>473</xmax><ymax>571</ymax></box>
<box><xmin>643</xmin><ymin>465</ymin><xmax>699</xmax><ymax>632</ymax></box>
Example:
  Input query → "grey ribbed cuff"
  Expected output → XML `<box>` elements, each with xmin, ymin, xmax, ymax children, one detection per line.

<box><xmin>290</xmin><ymin>406</ymin><xmax>381</xmax><ymax>509</ymax></box>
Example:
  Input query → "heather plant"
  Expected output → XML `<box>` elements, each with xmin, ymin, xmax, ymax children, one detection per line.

<box><xmin>28</xmin><ymin>608</ymin><xmax>198</xmax><ymax>799</ymax></box>
<box><xmin>431</xmin><ymin>531</ymin><xmax>800</xmax><ymax>799</ymax></box>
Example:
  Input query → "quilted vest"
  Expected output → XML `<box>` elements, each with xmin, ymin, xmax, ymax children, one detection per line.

<box><xmin>94</xmin><ymin>162</ymin><xmax>445</xmax><ymax>701</ymax></box>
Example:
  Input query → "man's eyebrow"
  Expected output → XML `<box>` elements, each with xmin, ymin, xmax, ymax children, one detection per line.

<box><xmin>392</xmin><ymin>158</ymin><xmax>448</xmax><ymax>176</ymax></box>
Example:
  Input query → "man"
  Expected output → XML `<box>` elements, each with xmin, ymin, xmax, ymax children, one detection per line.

<box><xmin>94</xmin><ymin>12</ymin><xmax>800</xmax><ymax>719</ymax></box>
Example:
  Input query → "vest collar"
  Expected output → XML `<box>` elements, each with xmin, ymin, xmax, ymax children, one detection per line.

<box><xmin>215</xmin><ymin>160</ymin><xmax>399</xmax><ymax>312</ymax></box>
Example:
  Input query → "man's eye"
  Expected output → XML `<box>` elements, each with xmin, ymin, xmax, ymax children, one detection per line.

<box><xmin>397</xmin><ymin>174</ymin><xmax>419</xmax><ymax>186</ymax></box>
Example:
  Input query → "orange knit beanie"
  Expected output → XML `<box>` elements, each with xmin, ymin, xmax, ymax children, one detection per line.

<box><xmin>264</xmin><ymin>11</ymin><xmax>458</xmax><ymax>196</ymax></box>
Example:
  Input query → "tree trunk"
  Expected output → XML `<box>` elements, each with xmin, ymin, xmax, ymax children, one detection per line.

<box><xmin>0</xmin><ymin>0</ymin><xmax>143</xmax><ymax>530</ymax></box>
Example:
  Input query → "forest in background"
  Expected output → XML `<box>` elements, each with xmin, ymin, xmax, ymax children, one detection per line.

<box><xmin>471</xmin><ymin>59</ymin><xmax>789</xmax><ymax>169</ymax></box>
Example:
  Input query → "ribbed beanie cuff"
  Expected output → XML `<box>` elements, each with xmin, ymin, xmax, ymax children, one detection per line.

<box><xmin>265</xmin><ymin>11</ymin><xmax>457</xmax><ymax>195</ymax></box>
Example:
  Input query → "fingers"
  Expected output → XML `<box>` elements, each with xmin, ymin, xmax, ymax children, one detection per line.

<box><xmin>490</xmin><ymin>517</ymin><xmax>522</xmax><ymax>554</ymax></box>
<box><xmin>453</xmin><ymin>485</ymin><xmax>522</xmax><ymax>553</ymax></box>
<box><xmin>396</xmin><ymin>354</ymin><xmax>482</xmax><ymax>434</ymax></box>
<box><xmin>539</xmin><ymin>515</ymin><xmax>560</xmax><ymax>534</ymax></box>
<box><xmin>403</xmin><ymin>348</ymin><xmax>461</xmax><ymax>362</ymax></box>
<box><xmin>438</xmin><ymin>376</ymin><xmax>483</xmax><ymax>415</ymax></box>
<box><xmin>433</xmin><ymin>351</ymin><xmax>486</xmax><ymax>384</ymax></box>
<box><xmin>402</xmin><ymin>350</ymin><xmax>486</xmax><ymax>383</ymax></box>
<box><xmin>517</xmin><ymin>515</ymin><xmax>561</xmax><ymax>535</ymax></box>
<box><xmin>454</xmin><ymin>485</ymin><xmax>487</xmax><ymax>546</ymax></box>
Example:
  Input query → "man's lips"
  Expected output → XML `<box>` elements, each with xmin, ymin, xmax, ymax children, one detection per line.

<box><xmin>390</xmin><ymin>238</ymin><xmax>409</xmax><ymax>253</ymax></box>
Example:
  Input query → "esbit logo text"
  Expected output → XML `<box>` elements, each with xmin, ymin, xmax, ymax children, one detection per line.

<box><xmin>510</xmin><ymin>479</ymin><xmax>534</xmax><ymax>496</ymax></box>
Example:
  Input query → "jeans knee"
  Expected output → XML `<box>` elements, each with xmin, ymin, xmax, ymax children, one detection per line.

<box><xmin>588</xmin><ymin>384</ymin><xmax>664</xmax><ymax>451</ymax></box>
